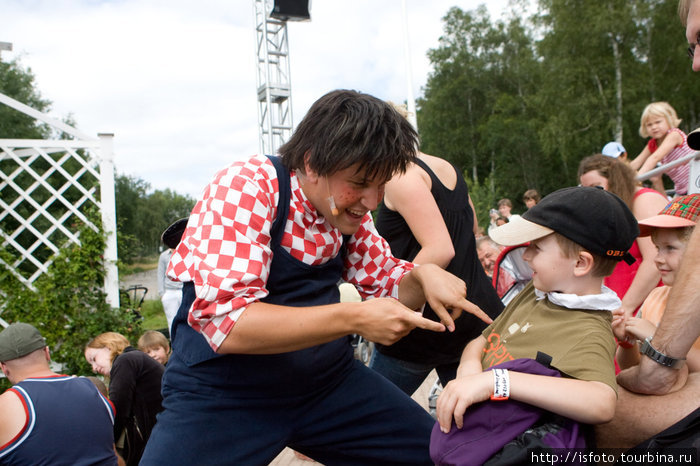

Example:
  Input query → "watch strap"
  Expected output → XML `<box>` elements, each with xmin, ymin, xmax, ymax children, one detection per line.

<box><xmin>639</xmin><ymin>337</ymin><xmax>685</xmax><ymax>369</ymax></box>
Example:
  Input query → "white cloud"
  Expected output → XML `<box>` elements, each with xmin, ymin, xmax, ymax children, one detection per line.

<box><xmin>2</xmin><ymin>0</ymin><xmax>508</xmax><ymax>198</ymax></box>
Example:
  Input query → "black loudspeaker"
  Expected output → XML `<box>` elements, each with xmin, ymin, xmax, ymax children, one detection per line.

<box><xmin>270</xmin><ymin>0</ymin><xmax>310</xmax><ymax>21</ymax></box>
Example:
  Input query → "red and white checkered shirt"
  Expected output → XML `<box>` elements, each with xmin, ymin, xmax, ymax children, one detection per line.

<box><xmin>168</xmin><ymin>154</ymin><xmax>414</xmax><ymax>350</ymax></box>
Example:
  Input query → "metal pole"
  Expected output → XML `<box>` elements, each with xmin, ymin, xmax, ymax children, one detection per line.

<box><xmin>401</xmin><ymin>0</ymin><xmax>418</xmax><ymax>131</ymax></box>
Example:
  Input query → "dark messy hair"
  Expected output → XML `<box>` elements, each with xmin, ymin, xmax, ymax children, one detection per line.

<box><xmin>279</xmin><ymin>89</ymin><xmax>419</xmax><ymax>182</ymax></box>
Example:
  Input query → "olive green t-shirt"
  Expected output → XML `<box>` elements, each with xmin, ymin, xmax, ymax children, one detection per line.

<box><xmin>481</xmin><ymin>282</ymin><xmax>617</xmax><ymax>393</ymax></box>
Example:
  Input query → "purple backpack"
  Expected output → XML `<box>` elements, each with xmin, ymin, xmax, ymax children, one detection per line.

<box><xmin>430</xmin><ymin>355</ymin><xmax>588</xmax><ymax>466</ymax></box>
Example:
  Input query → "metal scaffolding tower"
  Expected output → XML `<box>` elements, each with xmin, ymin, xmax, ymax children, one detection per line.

<box><xmin>254</xmin><ymin>0</ymin><xmax>294</xmax><ymax>156</ymax></box>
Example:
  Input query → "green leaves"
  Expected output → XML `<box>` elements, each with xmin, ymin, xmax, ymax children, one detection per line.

<box><xmin>0</xmin><ymin>212</ymin><xmax>142</xmax><ymax>377</ymax></box>
<box><xmin>115</xmin><ymin>174</ymin><xmax>194</xmax><ymax>264</ymax></box>
<box><xmin>418</xmin><ymin>0</ymin><xmax>698</xmax><ymax>213</ymax></box>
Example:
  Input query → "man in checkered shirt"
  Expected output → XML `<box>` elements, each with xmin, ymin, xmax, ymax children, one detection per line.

<box><xmin>141</xmin><ymin>90</ymin><xmax>492</xmax><ymax>465</ymax></box>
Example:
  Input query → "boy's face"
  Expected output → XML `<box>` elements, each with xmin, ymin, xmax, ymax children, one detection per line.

<box><xmin>652</xmin><ymin>229</ymin><xmax>687</xmax><ymax>286</ymax></box>
<box><xmin>524</xmin><ymin>198</ymin><xmax>537</xmax><ymax>209</ymax></box>
<box><xmin>522</xmin><ymin>234</ymin><xmax>576</xmax><ymax>293</ymax></box>
<box><xmin>305</xmin><ymin>162</ymin><xmax>387</xmax><ymax>235</ymax></box>
<box><xmin>145</xmin><ymin>346</ymin><xmax>169</xmax><ymax>365</ymax></box>
<box><xmin>498</xmin><ymin>204</ymin><xmax>511</xmax><ymax>217</ymax></box>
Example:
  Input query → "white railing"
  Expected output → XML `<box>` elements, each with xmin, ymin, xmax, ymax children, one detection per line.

<box><xmin>635</xmin><ymin>151</ymin><xmax>700</xmax><ymax>195</ymax></box>
<box><xmin>0</xmin><ymin>93</ymin><xmax>119</xmax><ymax>325</ymax></box>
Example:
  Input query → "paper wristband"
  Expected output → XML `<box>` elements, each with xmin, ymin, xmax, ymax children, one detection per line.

<box><xmin>491</xmin><ymin>368</ymin><xmax>510</xmax><ymax>401</ymax></box>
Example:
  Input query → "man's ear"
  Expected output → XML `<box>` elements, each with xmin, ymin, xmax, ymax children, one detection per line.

<box><xmin>302</xmin><ymin>151</ymin><xmax>320</xmax><ymax>183</ymax></box>
<box><xmin>574</xmin><ymin>251</ymin><xmax>595</xmax><ymax>277</ymax></box>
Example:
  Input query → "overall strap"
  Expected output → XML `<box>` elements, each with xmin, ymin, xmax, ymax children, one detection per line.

<box><xmin>266</xmin><ymin>155</ymin><xmax>291</xmax><ymax>247</ymax></box>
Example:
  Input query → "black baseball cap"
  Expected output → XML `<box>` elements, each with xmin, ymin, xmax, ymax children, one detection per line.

<box><xmin>161</xmin><ymin>218</ymin><xmax>189</xmax><ymax>249</ymax></box>
<box><xmin>687</xmin><ymin>127</ymin><xmax>700</xmax><ymax>150</ymax></box>
<box><xmin>490</xmin><ymin>186</ymin><xmax>639</xmax><ymax>263</ymax></box>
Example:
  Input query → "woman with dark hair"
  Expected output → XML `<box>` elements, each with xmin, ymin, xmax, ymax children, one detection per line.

<box><xmin>578</xmin><ymin>154</ymin><xmax>668</xmax><ymax>320</ymax></box>
<box><xmin>85</xmin><ymin>332</ymin><xmax>163</xmax><ymax>466</ymax></box>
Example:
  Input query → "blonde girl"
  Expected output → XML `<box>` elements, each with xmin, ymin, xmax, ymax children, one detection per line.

<box><xmin>630</xmin><ymin>102</ymin><xmax>694</xmax><ymax>195</ymax></box>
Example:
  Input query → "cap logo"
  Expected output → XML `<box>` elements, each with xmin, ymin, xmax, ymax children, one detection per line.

<box><xmin>606</xmin><ymin>250</ymin><xmax>626</xmax><ymax>257</ymax></box>
<box><xmin>668</xmin><ymin>201</ymin><xmax>686</xmax><ymax>211</ymax></box>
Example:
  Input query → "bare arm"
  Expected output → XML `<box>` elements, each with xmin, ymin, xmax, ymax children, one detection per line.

<box><xmin>617</xmin><ymin>226</ymin><xmax>700</xmax><ymax>394</ymax></box>
<box><xmin>0</xmin><ymin>390</ymin><xmax>26</xmax><ymax>447</ymax></box>
<box><xmin>383</xmin><ymin>165</ymin><xmax>454</xmax><ymax>268</ymax></box>
<box><xmin>218</xmin><ymin>262</ymin><xmax>493</xmax><ymax>354</ymax></box>
<box><xmin>618</xmin><ymin>235</ymin><xmax>662</xmax><ymax>315</ymax></box>
<box><xmin>687</xmin><ymin>348</ymin><xmax>700</xmax><ymax>372</ymax></box>
<box><xmin>637</xmin><ymin>131</ymin><xmax>684</xmax><ymax>174</ymax></box>
<box><xmin>615</xmin><ymin>316</ymin><xmax>658</xmax><ymax>370</ymax></box>
<box><xmin>469</xmin><ymin>195</ymin><xmax>479</xmax><ymax>235</ymax></box>
<box><xmin>398</xmin><ymin>263</ymin><xmax>493</xmax><ymax>332</ymax></box>
<box><xmin>218</xmin><ymin>298</ymin><xmax>446</xmax><ymax>354</ymax></box>
<box><xmin>456</xmin><ymin>335</ymin><xmax>487</xmax><ymax>378</ymax></box>
<box><xmin>617</xmin><ymin>191</ymin><xmax>667</xmax><ymax>317</ymax></box>
<box><xmin>629</xmin><ymin>145</ymin><xmax>651</xmax><ymax>171</ymax></box>
<box><xmin>437</xmin><ymin>371</ymin><xmax>616</xmax><ymax>432</ymax></box>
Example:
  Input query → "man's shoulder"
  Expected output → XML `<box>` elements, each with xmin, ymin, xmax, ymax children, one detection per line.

<box><xmin>0</xmin><ymin>387</ymin><xmax>22</xmax><ymax>406</ymax></box>
<box><xmin>0</xmin><ymin>388</ymin><xmax>27</xmax><ymax>446</ymax></box>
<box><xmin>212</xmin><ymin>154</ymin><xmax>278</xmax><ymax>184</ymax></box>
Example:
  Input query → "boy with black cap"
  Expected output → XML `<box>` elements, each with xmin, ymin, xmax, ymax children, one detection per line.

<box><xmin>433</xmin><ymin>186</ymin><xmax>639</xmax><ymax>460</ymax></box>
<box><xmin>0</xmin><ymin>323</ymin><xmax>120</xmax><ymax>465</ymax></box>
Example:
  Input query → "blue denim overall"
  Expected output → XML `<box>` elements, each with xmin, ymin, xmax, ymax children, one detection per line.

<box><xmin>140</xmin><ymin>156</ymin><xmax>434</xmax><ymax>465</ymax></box>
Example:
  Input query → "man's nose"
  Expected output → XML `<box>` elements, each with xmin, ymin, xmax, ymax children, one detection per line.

<box><xmin>361</xmin><ymin>186</ymin><xmax>382</xmax><ymax>210</ymax></box>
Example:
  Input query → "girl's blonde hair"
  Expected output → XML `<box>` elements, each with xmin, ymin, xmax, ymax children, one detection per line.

<box><xmin>639</xmin><ymin>102</ymin><xmax>682</xmax><ymax>138</ymax></box>
<box><xmin>679</xmin><ymin>0</ymin><xmax>691</xmax><ymax>26</ymax></box>
<box><xmin>86</xmin><ymin>332</ymin><xmax>129</xmax><ymax>364</ymax></box>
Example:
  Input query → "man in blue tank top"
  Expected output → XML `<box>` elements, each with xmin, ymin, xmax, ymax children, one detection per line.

<box><xmin>0</xmin><ymin>323</ymin><xmax>120</xmax><ymax>465</ymax></box>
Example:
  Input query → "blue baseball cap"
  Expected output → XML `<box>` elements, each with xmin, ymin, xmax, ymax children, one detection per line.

<box><xmin>601</xmin><ymin>141</ymin><xmax>626</xmax><ymax>158</ymax></box>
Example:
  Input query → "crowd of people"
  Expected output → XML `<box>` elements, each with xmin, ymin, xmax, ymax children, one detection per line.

<box><xmin>1</xmin><ymin>1</ymin><xmax>700</xmax><ymax>465</ymax></box>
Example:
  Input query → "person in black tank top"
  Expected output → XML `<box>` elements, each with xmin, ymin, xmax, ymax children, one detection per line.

<box><xmin>372</xmin><ymin>150</ymin><xmax>504</xmax><ymax>396</ymax></box>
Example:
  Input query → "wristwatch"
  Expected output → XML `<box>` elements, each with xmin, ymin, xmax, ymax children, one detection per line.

<box><xmin>639</xmin><ymin>337</ymin><xmax>686</xmax><ymax>369</ymax></box>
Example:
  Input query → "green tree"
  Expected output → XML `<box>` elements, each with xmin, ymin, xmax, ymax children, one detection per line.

<box><xmin>419</xmin><ymin>4</ymin><xmax>543</xmax><ymax>213</ymax></box>
<box><xmin>0</xmin><ymin>58</ymin><xmax>51</xmax><ymax>139</ymax></box>
<box><xmin>115</xmin><ymin>174</ymin><xmax>194</xmax><ymax>262</ymax></box>
<box><xmin>418</xmin><ymin>0</ymin><xmax>697</xmax><ymax>212</ymax></box>
<box><xmin>0</xmin><ymin>212</ymin><xmax>141</xmax><ymax>383</ymax></box>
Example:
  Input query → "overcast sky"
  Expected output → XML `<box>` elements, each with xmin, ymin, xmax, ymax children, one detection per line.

<box><xmin>2</xmin><ymin>0</ymin><xmax>509</xmax><ymax>198</ymax></box>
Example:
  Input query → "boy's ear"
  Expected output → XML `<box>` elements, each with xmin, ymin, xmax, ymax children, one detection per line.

<box><xmin>574</xmin><ymin>251</ymin><xmax>595</xmax><ymax>277</ymax></box>
<box><xmin>302</xmin><ymin>151</ymin><xmax>320</xmax><ymax>183</ymax></box>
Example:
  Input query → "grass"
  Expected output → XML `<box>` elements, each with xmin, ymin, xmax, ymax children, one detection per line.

<box><xmin>139</xmin><ymin>299</ymin><xmax>168</xmax><ymax>332</ymax></box>
<box><xmin>120</xmin><ymin>255</ymin><xmax>159</xmax><ymax>275</ymax></box>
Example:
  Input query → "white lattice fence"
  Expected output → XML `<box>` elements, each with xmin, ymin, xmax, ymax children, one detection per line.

<box><xmin>0</xmin><ymin>93</ymin><xmax>119</xmax><ymax>320</ymax></box>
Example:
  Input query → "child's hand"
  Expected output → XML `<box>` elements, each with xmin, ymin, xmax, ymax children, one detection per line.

<box><xmin>436</xmin><ymin>371</ymin><xmax>492</xmax><ymax>433</ymax></box>
<box><xmin>611</xmin><ymin>307</ymin><xmax>627</xmax><ymax>341</ymax></box>
<box><xmin>624</xmin><ymin>317</ymin><xmax>656</xmax><ymax>342</ymax></box>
